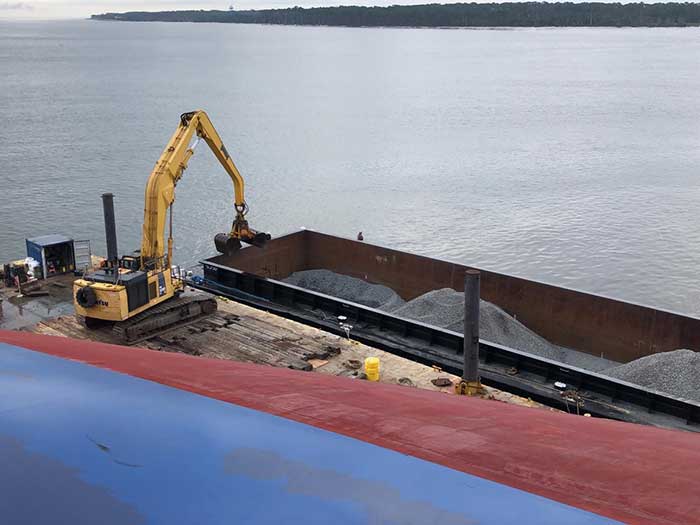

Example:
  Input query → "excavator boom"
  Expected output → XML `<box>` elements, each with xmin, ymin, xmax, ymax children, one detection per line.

<box><xmin>141</xmin><ymin>110</ymin><xmax>269</xmax><ymax>270</ymax></box>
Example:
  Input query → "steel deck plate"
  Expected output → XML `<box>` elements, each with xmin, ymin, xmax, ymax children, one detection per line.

<box><xmin>0</xmin><ymin>342</ymin><xmax>617</xmax><ymax>525</ymax></box>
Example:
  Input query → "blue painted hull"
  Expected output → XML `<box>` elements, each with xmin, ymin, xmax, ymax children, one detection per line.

<box><xmin>0</xmin><ymin>342</ymin><xmax>617</xmax><ymax>524</ymax></box>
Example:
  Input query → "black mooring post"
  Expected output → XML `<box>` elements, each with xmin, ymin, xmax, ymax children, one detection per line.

<box><xmin>463</xmin><ymin>269</ymin><xmax>481</xmax><ymax>382</ymax></box>
<box><xmin>101</xmin><ymin>193</ymin><xmax>119</xmax><ymax>267</ymax></box>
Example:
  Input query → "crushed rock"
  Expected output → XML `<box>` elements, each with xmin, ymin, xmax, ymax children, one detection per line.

<box><xmin>284</xmin><ymin>270</ymin><xmax>700</xmax><ymax>396</ymax></box>
<box><xmin>602</xmin><ymin>349</ymin><xmax>700</xmax><ymax>402</ymax></box>
<box><xmin>284</xmin><ymin>269</ymin><xmax>405</xmax><ymax>311</ymax></box>
<box><xmin>285</xmin><ymin>271</ymin><xmax>618</xmax><ymax>372</ymax></box>
<box><xmin>392</xmin><ymin>288</ymin><xmax>616</xmax><ymax>371</ymax></box>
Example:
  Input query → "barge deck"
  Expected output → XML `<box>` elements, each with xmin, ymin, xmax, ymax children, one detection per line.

<box><xmin>29</xmin><ymin>297</ymin><xmax>546</xmax><ymax>409</ymax></box>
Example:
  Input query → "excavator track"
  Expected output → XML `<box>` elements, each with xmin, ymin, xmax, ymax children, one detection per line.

<box><xmin>112</xmin><ymin>292</ymin><xmax>218</xmax><ymax>345</ymax></box>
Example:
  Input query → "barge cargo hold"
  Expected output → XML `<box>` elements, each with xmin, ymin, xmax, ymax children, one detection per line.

<box><xmin>1</xmin><ymin>330</ymin><xmax>698</xmax><ymax>525</ymax></box>
<box><xmin>201</xmin><ymin>229</ymin><xmax>700</xmax><ymax>429</ymax></box>
<box><xmin>206</xmin><ymin>229</ymin><xmax>700</xmax><ymax>364</ymax></box>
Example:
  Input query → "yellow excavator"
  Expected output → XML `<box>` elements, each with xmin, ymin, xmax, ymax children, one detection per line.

<box><xmin>73</xmin><ymin>110</ymin><xmax>270</xmax><ymax>342</ymax></box>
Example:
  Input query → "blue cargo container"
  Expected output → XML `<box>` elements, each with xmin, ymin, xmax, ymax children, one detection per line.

<box><xmin>25</xmin><ymin>234</ymin><xmax>75</xmax><ymax>279</ymax></box>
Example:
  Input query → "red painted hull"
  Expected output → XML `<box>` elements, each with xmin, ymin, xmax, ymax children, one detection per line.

<box><xmin>1</xmin><ymin>329</ymin><xmax>698</xmax><ymax>525</ymax></box>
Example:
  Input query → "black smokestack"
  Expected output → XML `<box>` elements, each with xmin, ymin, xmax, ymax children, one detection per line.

<box><xmin>101</xmin><ymin>193</ymin><xmax>119</xmax><ymax>265</ymax></box>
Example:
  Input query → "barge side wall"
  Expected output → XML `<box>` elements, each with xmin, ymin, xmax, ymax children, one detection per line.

<box><xmin>209</xmin><ymin>230</ymin><xmax>700</xmax><ymax>363</ymax></box>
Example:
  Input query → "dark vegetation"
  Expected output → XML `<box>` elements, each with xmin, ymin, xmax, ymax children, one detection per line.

<box><xmin>91</xmin><ymin>3</ymin><xmax>700</xmax><ymax>28</ymax></box>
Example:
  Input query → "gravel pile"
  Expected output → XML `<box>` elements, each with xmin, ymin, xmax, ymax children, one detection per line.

<box><xmin>284</xmin><ymin>270</ymin><xmax>405</xmax><ymax>311</ymax></box>
<box><xmin>391</xmin><ymin>288</ymin><xmax>465</xmax><ymax>329</ymax></box>
<box><xmin>602</xmin><ymin>349</ymin><xmax>700</xmax><ymax>402</ymax></box>
<box><xmin>392</xmin><ymin>289</ymin><xmax>561</xmax><ymax>359</ymax></box>
<box><xmin>286</xmin><ymin>270</ymin><xmax>700</xmax><ymax>397</ymax></box>
<box><xmin>392</xmin><ymin>288</ymin><xmax>615</xmax><ymax>371</ymax></box>
<box><xmin>285</xmin><ymin>270</ymin><xmax>617</xmax><ymax>372</ymax></box>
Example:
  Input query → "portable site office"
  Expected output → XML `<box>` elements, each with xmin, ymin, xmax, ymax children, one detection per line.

<box><xmin>25</xmin><ymin>235</ymin><xmax>75</xmax><ymax>279</ymax></box>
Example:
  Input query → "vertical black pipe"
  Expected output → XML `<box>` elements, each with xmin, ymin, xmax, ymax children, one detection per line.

<box><xmin>102</xmin><ymin>193</ymin><xmax>119</xmax><ymax>265</ymax></box>
<box><xmin>463</xmin><ymin>269</ymin><xmax>481</xmax><ymax>382</ymax></box>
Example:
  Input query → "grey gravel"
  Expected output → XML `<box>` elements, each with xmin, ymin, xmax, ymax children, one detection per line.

<box><xmin>392</xmin><ymin>288</ymin><xmax>617</xmax><ymax>372</ymax></box>
<box><xmin>284</xmin><ymin>270</ymin><xmax>405</xmax><ymax>311</ymax></box>
<box><xmin>602</xmin><ymin>349</ymin><xmax>700</xmax><ymax>402</ymax></box>
<box><xmin>285</xmin><ymin>271</ymin><xmax>617</xmax><ymax>372</ymax></box>
<box><xmin>286</xmin><ymin>270</ymin><xmax>700</xmax><ymax>396</ymax></box>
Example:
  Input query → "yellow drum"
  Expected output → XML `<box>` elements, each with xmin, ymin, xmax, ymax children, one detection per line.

<box><xmin>364</xmin><ymin>357</ymin><xmax>380</xmax><ymax>382</ymax></box>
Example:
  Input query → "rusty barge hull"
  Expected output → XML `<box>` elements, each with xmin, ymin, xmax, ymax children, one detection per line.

<box><xmin>207</xmin><ymin>229</ymin><xmax>699</xmax><ymax>364</ymax></box>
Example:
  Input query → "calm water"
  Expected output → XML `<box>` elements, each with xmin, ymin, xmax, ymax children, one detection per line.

<box><xmin>1</xmin><ymin>21</ymin><xmax>699</xmax><ymax>314</ymax></box>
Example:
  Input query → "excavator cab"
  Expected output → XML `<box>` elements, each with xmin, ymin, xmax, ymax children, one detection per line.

<box><xmin>120</xmin><ymin>255</ymin><xmax>141</xmax><ymax>271</ymax></box>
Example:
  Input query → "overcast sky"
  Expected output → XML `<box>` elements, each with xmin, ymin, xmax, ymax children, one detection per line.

<box><xmin>0</xmin><ymin>0</ymin><xmax>689</xmax><ymax>20</ymax></box>
<box><xmin>2</xmin><ymin>0</ymin><xmax>218</xmax><ymax>19</ymax></box>
<box><xmin>8</xmin><ymin>1</ymin><xmax>236</xmax><ymax>20</ymax></box>
<box><xmin>3</xmin><ymin>0</ymin><xmax>410</xmax><ymax>20</ymax></box>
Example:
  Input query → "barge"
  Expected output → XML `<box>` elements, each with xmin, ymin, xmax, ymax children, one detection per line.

<box><xmin>205</xmin><ymin>229</ymin><xmax>700</xmax><ymax>363</ymax></box>
<box><xmin>200</xmin><ymin>229</ymin><xmax>700</xmax><ymax>429</ymax></box>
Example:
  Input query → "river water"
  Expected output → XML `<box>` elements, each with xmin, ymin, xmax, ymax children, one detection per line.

<box><xmin>1</xmin><ymin>21</ymin><xmax>699</xmax><ymax>314</ymax></box>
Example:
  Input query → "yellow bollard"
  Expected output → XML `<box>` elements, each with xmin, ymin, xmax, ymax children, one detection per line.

<box><xmin>364</xmin><ymin>357</ymin><xmax>380</xmax><ymax>382</ymax></box>
<box><xmin>454</xmin><ymin>379</ymin><xmax>486</xmax><ymax>396</ymax></box>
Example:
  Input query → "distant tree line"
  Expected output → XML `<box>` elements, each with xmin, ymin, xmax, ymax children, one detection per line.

<box><xmin>91</xmin><ymin>3</ymin><xmax>700</xmax><ymax>28</ymax></box>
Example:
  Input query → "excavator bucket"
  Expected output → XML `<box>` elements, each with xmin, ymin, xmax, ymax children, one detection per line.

<box><xmin>242</xmin><ymin>231</ymin><xmax>271</xmax><ymax>249</ymax></box>
<box><xmin>215</xmin><ymin>233</ymin><xmax>242</xmax><ymax>255</ymax></box>
<box><xmin>215</xmin><ymin>231</ymin><xmax>270</xmax><ymax>254</ymax></box>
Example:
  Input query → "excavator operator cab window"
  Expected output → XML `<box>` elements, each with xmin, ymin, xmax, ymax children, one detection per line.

<box><xmin>120</xmin><ymin>256</ymin><xmax>141</xmax><ymax>271</ymax></box>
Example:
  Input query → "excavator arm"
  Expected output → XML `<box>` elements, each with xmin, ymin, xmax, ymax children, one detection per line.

<box><xmin>140</xmin><ymin>110</ymin><xmax>269</xmax><ymax>269</ymax></box>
